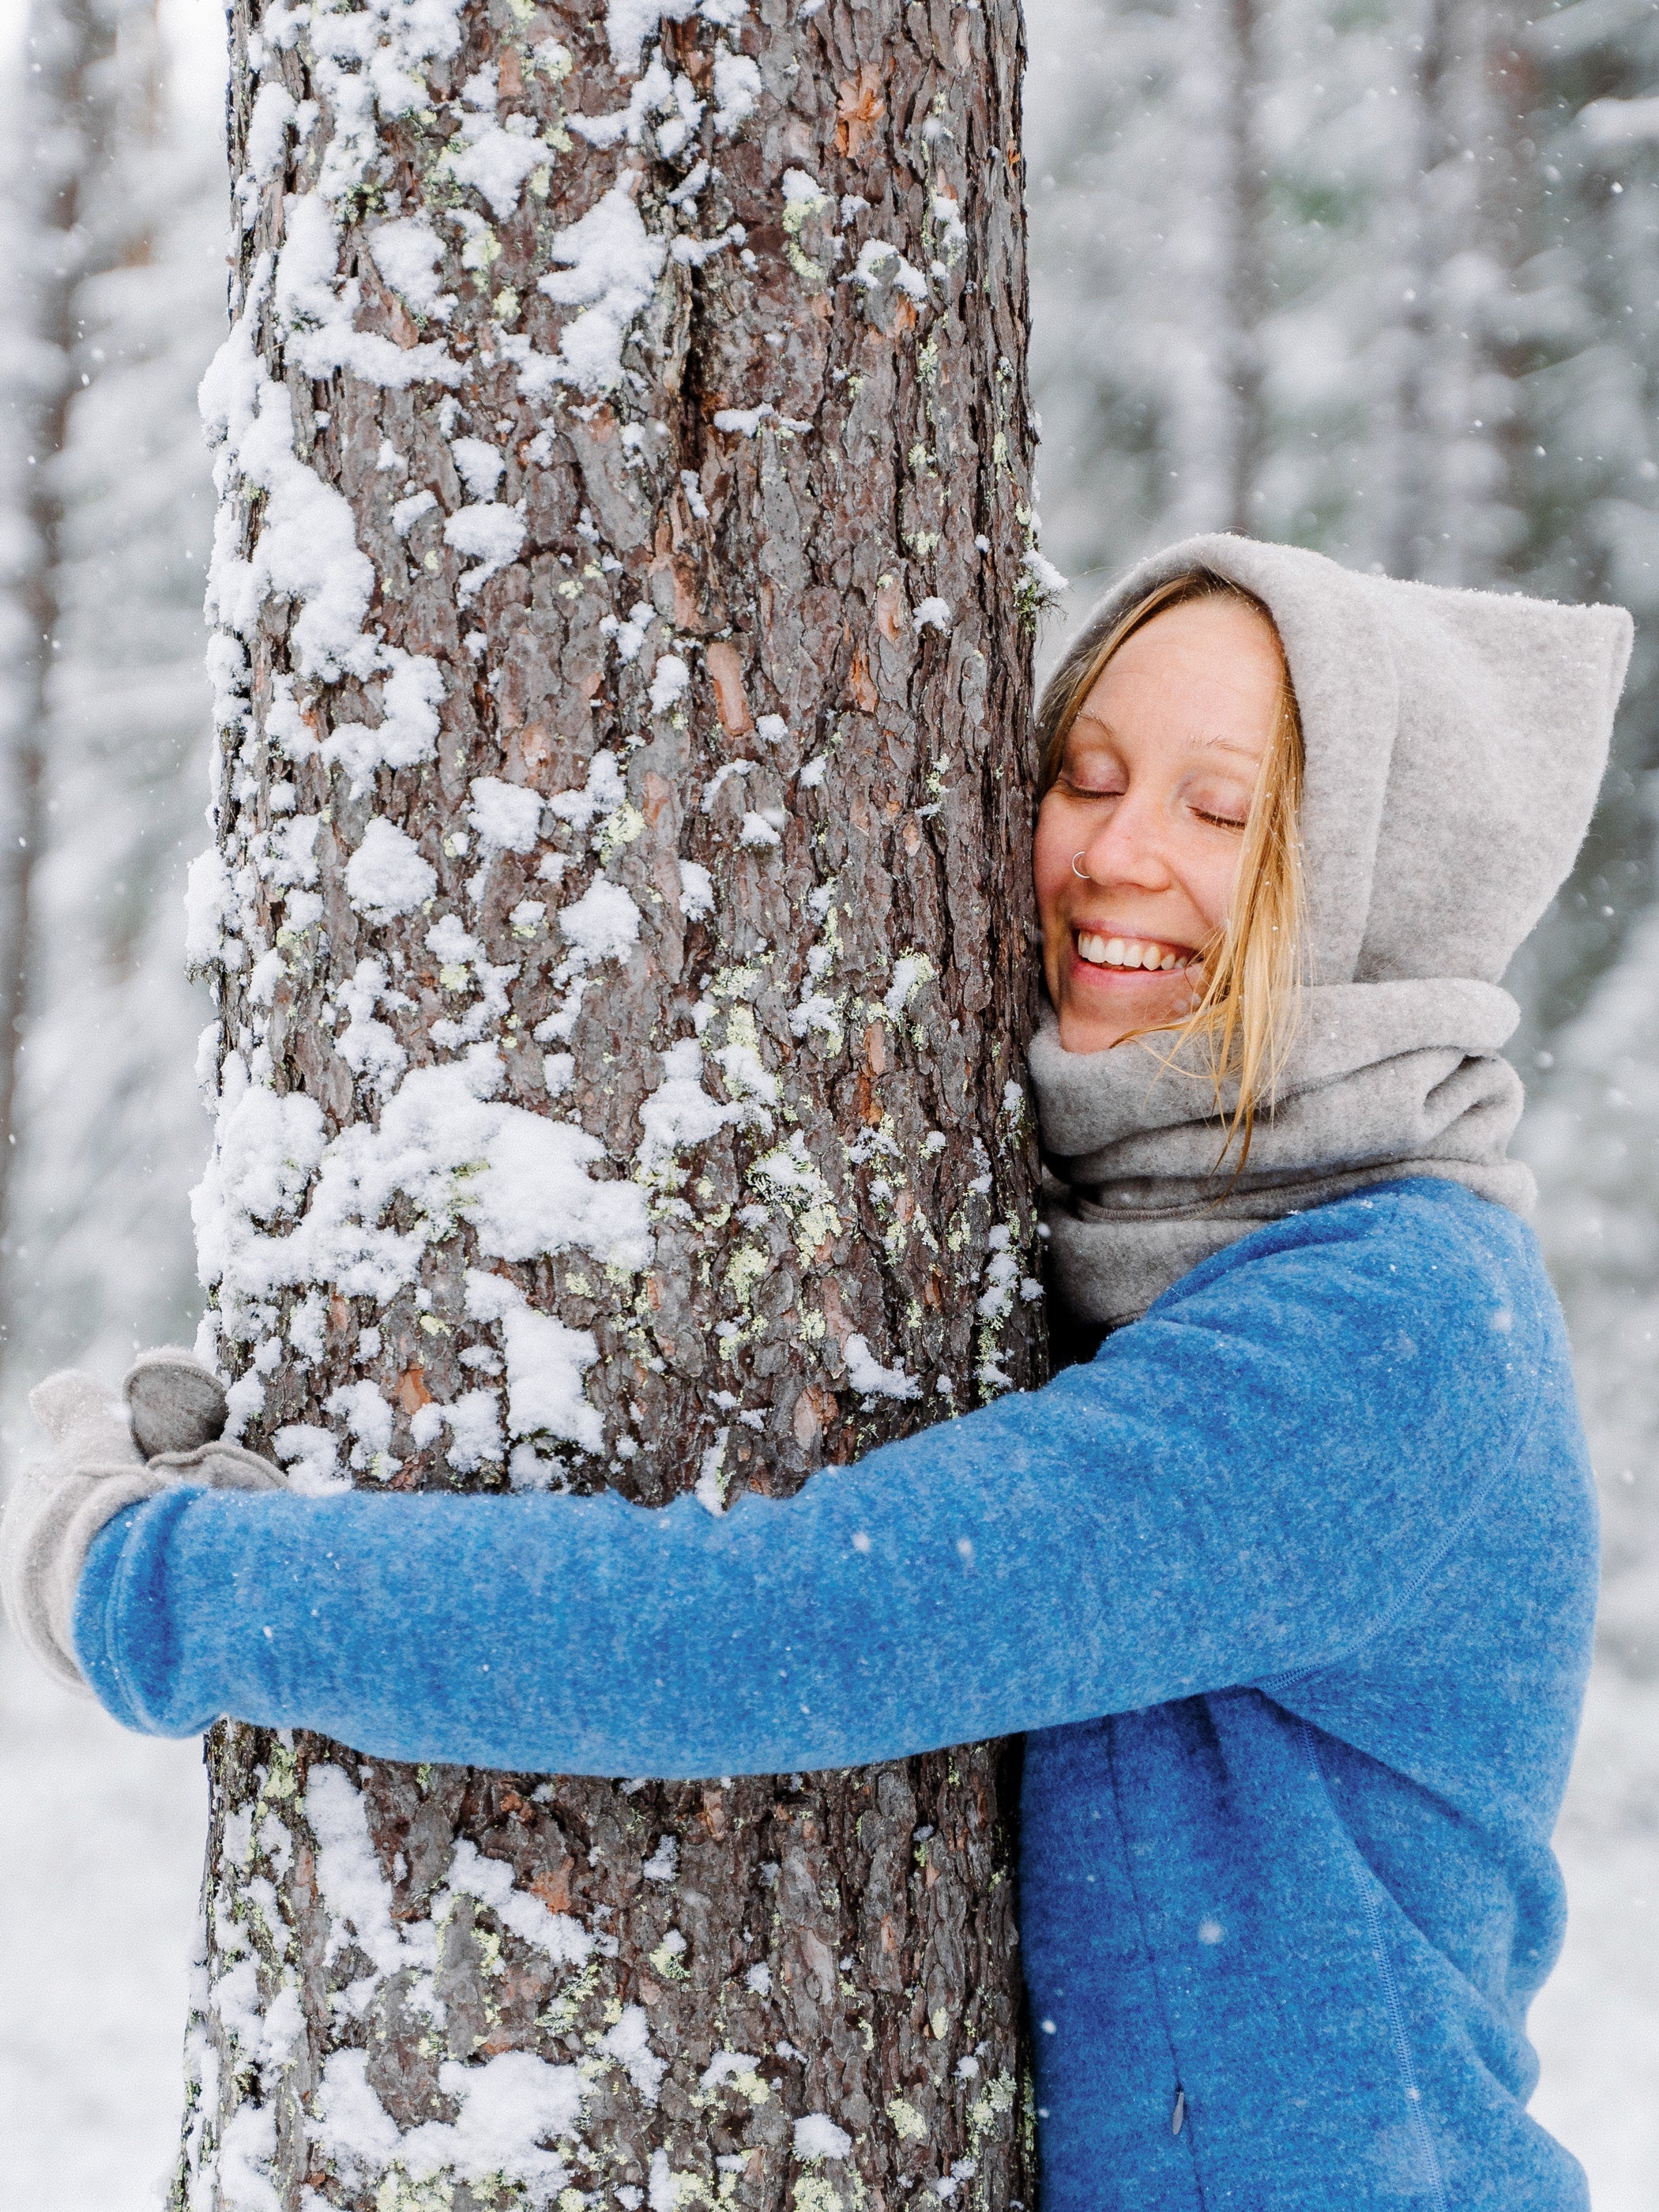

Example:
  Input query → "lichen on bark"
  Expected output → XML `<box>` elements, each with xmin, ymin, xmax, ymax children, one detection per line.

<box><xmin>178</xmin><ymin>0</ymin><xmax>1047</xmax><ymax>2203</ymax></box>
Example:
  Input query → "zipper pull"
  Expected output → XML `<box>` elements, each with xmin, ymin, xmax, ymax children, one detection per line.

<box><xmin>1171</xmin><ymin>2086</ymin><xmax>1186</xmax><ymax>2137</ymax></box>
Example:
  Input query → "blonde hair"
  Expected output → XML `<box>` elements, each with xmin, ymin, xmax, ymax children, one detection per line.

<box><xmin>1036</xmin><ymin>570</ymin><xmax>1306</xmax><ymax>1163</ymax></box>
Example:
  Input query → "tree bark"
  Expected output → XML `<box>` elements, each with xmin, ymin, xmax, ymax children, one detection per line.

<box><xmin>178</xmin><ymin>0</ymin><xmax>1044</xmax><ymax>2206</ymax></box>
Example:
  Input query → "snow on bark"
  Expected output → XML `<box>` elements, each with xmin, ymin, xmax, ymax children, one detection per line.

<box><xmin>182</xmin><ymin>0</ymin><xmax>1041</xmax><ymax>2203</ymax></box>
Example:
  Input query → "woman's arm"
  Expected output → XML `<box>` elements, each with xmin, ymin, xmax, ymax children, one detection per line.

<box><xmin>73</xmin><ymin>1182</ymin><xmax>1548</xmax><ymax>1776</ymax></box>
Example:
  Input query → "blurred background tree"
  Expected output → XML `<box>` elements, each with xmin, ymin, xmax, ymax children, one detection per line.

<box><xmin>1</xmin><ymin>0</ymin><xmax>1657</xmax><ymax>2202</ymax></box>
<box><xmin>0</xmin><ymin>0</ymin><xmax>217</xmax><ymax>1389</ymax></box>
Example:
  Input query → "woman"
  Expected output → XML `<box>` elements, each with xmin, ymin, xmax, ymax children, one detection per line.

<box><xmin>1</xmin><ymin>533</ymin><xmax>1631</xmax><ymax>2209</ymax></box>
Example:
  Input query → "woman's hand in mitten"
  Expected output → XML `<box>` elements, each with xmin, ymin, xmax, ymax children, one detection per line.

<box><xmin>122</xmin><ymin>1347</ymin><xmax>288</xmax><ymax>1491</ymax></box>
<box><xmin>0</xmin><ymin>1348</ymin><xmax>288</xmax><ymax>1693</ymax></box>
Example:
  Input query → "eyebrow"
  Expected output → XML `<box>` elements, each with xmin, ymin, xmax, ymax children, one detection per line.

<box><xmin>1070</xmin><ymin>713</ymin><xmax>1264</xmax><ymax>765</ymax></box>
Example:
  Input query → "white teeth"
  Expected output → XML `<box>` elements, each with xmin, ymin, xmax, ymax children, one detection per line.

<box><xmin>1078</xmin><ymin>933</ymin><xmax>1185</xmax><ymax>972</ymax></box>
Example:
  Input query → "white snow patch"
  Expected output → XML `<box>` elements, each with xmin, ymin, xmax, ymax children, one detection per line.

<box><xmin>314</xmin><ymin>2046</ymin><xmax>584</xmax><ymax>2201</ymax></box>
<box><xmin>445</xmin><ymin>114</ymin><xmax>550</xmax><ymax>216</ymax></box>
<box><xmin>185</xmin><ymin>848</ymin><xmax>235</xmax><ymax>971</ymax></box>
<box><xmin>851</xmin><ymin>238</ymin><xmax>930</xmax><ymax>303</ymax></box>
<box><xmin>1023</xmin><ymin>547</ymin><xmax>1069</xmax><ymax>601</ymax></box>
<box><xmin>464</xmin><ymin>1268</ymin><xmax>605</xmax><ymax>1453</ymax></box>
<box><xmin>273</xmin><ymin>1423</ymin><xmax>344</xmax><ymax>1493</ymax></box>
<box><xmin>795</xmin><ymin>2115</ymin><xmax>853</xmax><ymax>2161</ymax></box>
<box><xmin>546</xmin><ymin>750</ymin><xmax>627</xmax><ymax>837</ymax></box>
<box><xmin>637</xmin><ymin>1037</ymin><xmax>747</xmax><ymax>1176</ymax></box>
<box><xmin>606</xmin><ymin>0</ymin><xmax>699</xmax><ymax>74</ymax></box>
<box><xmin>325</xmin><ymin>1379</ymin><xmax>396</xmax><ymax>1475</ymax></box>
<box><xmin>713</xmin><ymin>47</ymin><xmax>762</xmax><ymax>137</ymax></box>
<box><xmin>641</xmin><ymin>1834</ymin><xmax>679</xmax><ymax>1883</ymax></box>
<box><xmin>201</xmin><ymin>264</ymin><xmax>449</xmax><ymax>749</ymax></box>
<box><xmin>325</xmin><ymin>645</ymin><xmax>447</xmax><ymax>792</ymax></box>
<box><xmin>694</xmin><ymin>1427</ymin><xmax>730</xmax><ymax>1514</ymax></box>
<box><xmin>702</xmin><ymin>2048</ymin><xmax>763</xmax><ymax>2094</ymax></box>
<box><xmin>195</xmin><ymin>1047</ymin><xmax>650</xmax><ymax>1345</ymax></box>
<box><xmin>602</xmin><ymin>2003</ymin><xmax>667</xmax><ymax>2104</ymax></box>
<box><xmin>261</xmin><ymin>810</ymin><xmax>322</xmax><ymax>888</ymax></box>
<box><xmin>450</xmin><ymin>435</ymin><xmax>506</xmax><ymax>500</ymax></box>
<box><xmin>305</xmin><ymin>1765</ymin><xmax>418</xmax><ymax>1981</ymax></box>
<box><xmin>217</xmin><ymin>2096</ymin><xmax>282</xmax><ymax>2210</ymax></box>
<box><xmin>445</xmin><ymin>1839</ymin><xmax>592</xmax><ymax>1964</ymax></box>
<box><xmin>843</xmin><ymin>1334</ymin><xmax>921</xmax><ymax>1401</ymax></box>
<box><xmin>930</xmin><ymin>190</ymin><xmax>967</xmax><ymax>261</ymax></box>
<box><xmin>336</xmin><ymin>957</ymin><xmax>409</xmax><ymax>1092</ymax></box>
<box><xmin>559</xmin><ymin>878</ymin><xmax>641</xmax><ymax>967</ymax></box>
<box><xmin>274</xmin><ymin>192</ymin><xmax>460</xmax><ymax>389</ymax></box>
<box><xmin>369</xmin><ymin>213</ymin><xmax>454</xmax><ymax>319</ymax></box>
<box><xmin>391</xmin><ymin>487</ymin><xmax>438</xmax><ymax>536</ymax></box>
<box><xmin>649</xmin><ymin>653</ymin><xmax>691</xmax><ymax>713</ymax></box>
<box><xmin>678</xmin><ymin>859</ymin><xmax>714</xmax><ymax>920</ymax></box>
<box><xmin>501</xmin><ymin>1300</ymin><xmax>604</xmax><ymax>1451</ymax></box>
<box><xmin>344</xmin><ymin>818</ymin><xmax>436</xmax><ymax>920</ymax></box>
<box><xmin>883</xmin><ymin>953</ymin><xmax>934</xmax><ymax>1020</ymax></box>
<box><xmin>536</xmin><ymin>184</ymin><xmax>667</xmax><ymax>396</ymax></box>
<box><xmin>468</xmin><ymin>776</ymin><xmax>544</xmax><ymax>853</ymax></box>
<box><xmin>446</xmin><ymin>500</ymin><xmax>527</xmax><ymax>600</ymax></box>
<box><xmin>444</xmin><ymin>1389</ymin><xmax>504</xmax><ymax>1471</ymax></box>
<box><xmin>246</xmin><ymin>83</ymin><xmax>298</xmax><ymax>184</ymax></box>
<box><xmin>201</xmin><ymin>275</ymin><xmax>378</xmax><ymax>681</ymax></box>
<box><xmin>711</xmin><ymin>401</ymin><xmax>813</xmax><ymax>437</ymax></box>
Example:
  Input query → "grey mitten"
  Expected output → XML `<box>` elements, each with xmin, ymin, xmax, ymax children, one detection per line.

<box><xmin>123</xmin><ymin>1346</ymin><xmax>288</xmax><ymax>1491</ymax></box>
<box><xmin>0</xmin><ymin>1349</ymin><xmax>291</xmax><ymax>1694</ymax></box>
<box><xmin>0</xmin><ymin>1371</ymin><xmax>173</xmax><ymax>1693</ymax></box>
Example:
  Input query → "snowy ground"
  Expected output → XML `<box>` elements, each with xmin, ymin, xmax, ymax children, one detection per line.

<box><xmin>0</xmin><ymin>1628</ymin><xmax>1653</xmax><ymax>2208</ymax></box>
<box><xmin>0</xmin><ymin>1629</ymin><xmax>203</xmax><ymax>2209</ymax></box>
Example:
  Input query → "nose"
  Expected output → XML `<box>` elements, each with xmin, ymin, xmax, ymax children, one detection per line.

<box><xmin>1075</xmin><ymin>787</ymin><xmax>1175</xmax><ymax>894</ymax></box>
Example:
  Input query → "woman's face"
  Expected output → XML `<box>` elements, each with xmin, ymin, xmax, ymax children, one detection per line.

<box><xmin>1034</xmin><ymin>596</ymin><xmax>1284</xmax><ymax>1055</ymax></box>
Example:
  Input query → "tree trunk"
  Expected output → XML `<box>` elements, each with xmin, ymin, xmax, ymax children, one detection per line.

<box><xmin>1217</xmin><ymin>0</ymin><xmax>1265</xmax><ymax>537</ymax></box>
<box><xmin>177</xmin><ymin>0</ymin><xmax>1044</xmax><ymax>2206</ymax></box>
<box><xmin>0</xmin><ymin>0</ymin><xmax>130</xmax><ymax>1346</ymax></box>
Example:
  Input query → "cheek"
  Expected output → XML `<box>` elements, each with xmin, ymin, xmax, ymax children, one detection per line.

<box><xmin>1189</xmin><ymin>841</ymin><xmax>1243</xmax><ymax>936</ymax></box>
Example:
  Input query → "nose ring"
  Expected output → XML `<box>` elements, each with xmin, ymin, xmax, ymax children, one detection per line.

<box><xmin>1071</xmin><ymin>852</ymin><xmax>1093</xmax><ymax>882</ymax></box>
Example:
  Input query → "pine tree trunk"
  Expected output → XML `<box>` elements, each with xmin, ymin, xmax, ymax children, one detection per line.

<box><xmin>179</xmin><ymin>1</ymin><xmax>1044</xmax><ymax>2205</ymax></box>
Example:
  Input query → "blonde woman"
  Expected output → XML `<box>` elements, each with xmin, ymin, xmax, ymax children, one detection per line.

<box><xmin>3</xmin><ymin>535</ymin><xmax>1630</xmax><ymax>2210</ymax></box>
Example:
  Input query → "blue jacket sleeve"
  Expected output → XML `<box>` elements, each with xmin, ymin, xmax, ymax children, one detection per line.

<box><xmin>73</xmin><ymin>1183</ymin><xmax>1547</xmax><ymax>1777</ymax></box>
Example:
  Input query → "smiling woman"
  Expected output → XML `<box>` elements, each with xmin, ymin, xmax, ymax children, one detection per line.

<box><xmin>1033</xmin><ymin>570</ymin><xmax>1305</xmax><ymax>1147</ymax></box>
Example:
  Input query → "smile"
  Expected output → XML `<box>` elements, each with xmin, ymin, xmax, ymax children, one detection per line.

<box><xmin>1074</xmin><ymin>932</ymin><xmax>1194</xmax><ymax>972</ymax></box>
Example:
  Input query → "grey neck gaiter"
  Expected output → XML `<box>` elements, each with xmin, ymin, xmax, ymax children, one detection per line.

<box><xmin>1031</xmin><ymin>984</ymin><xmax>1532</xmax><ymax>1330</ymax></box>
<box><xmin>1029</xmin><ymin>533</ymin><xmax>1634</xmax><ymax>1330</ymax></box>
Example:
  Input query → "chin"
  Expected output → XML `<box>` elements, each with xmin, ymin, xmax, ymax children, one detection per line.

<box><xmin>1055</xmin><ymin>993</ymin><xmax>1187</xmax><ymax>1056</ymax></box>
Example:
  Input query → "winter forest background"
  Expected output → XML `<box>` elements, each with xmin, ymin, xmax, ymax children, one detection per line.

<box><xmin>0</xmin><ymin>0</ymin><xmax>1656</xmax><ymax>2201</ymax></box>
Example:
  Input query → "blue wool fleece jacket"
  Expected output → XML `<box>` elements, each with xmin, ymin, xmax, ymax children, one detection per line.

<box><xmin>76</xmin><ymin>1179</ymin><xmax>1595</xmax><ymax>2212</ymax></box>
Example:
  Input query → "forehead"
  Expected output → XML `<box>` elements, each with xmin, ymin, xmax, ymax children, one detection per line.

<box><xmin>1071</xmin><ymin>597</ymin><xmax>1281</xmax><ymax>760</ymax></box>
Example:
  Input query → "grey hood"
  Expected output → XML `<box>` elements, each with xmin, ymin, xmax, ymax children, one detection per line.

<box><xmin>1029</xmin><ymin>532</ymin><xmax>1634</xmax><ymax>1328</ymax></box>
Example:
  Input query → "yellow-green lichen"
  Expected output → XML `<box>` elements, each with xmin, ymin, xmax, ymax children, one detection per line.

<box><xmin>886</xmin><ymin>2097</ymin><xmax>927</xmax><ymax>2141</ymax></box>
<box><xmin>374</xmin><ymin>2172</ymin><xmax>455</xmax><ymax>2212</ymax></box>
<box><xmin>596</xmin><ymin>802</ymin><xmax>645</xmax><ymax>861</ymax></box>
